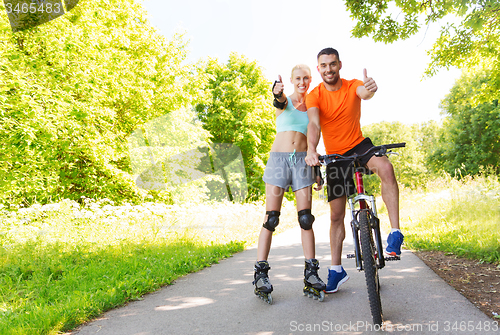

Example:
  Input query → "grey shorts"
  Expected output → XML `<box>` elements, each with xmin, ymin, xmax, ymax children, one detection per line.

<box><xmin>262</xmin><ymin>151</ymin><xmax>315</xmax><ymax>192</ymax></box>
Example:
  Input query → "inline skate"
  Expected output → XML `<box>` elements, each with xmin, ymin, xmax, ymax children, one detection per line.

<box><xmin>303</xmin><ymin>258</ymin><xmax>326</xmax><ymax>302</ymax></box>
<box><xmin>253</xmin><ymin>260</ymin><xmax>273</xmax><ymax>304</ymax></box>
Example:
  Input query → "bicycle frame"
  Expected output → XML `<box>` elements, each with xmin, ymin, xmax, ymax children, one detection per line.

<box><xmin>318</xmin><ymin>142</ymin><xmax>405</xmax><ymax>326</ymax></box>
<box><xmin>347</xmin><ymin>164</ymin><xmax>386</xmax><ymax>271</ymax></box>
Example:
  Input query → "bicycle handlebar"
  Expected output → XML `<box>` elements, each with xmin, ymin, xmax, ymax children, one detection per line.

<box><xmin>318</xmin><ymin>142</ymin><xmax>406</xmax><ymax>166</ymax></box>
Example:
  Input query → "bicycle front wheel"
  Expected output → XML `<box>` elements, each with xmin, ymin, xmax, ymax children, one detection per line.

<box><xmin>359</xmin><ymin>210</ymin><xmax>383</xmax><ymax>326</ymax></box>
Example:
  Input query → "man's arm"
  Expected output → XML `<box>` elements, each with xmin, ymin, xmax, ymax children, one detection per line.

<box><xmin>305</xmin><ymin>107</ymin><xmax>321</xmax><ymax>167</ymax></box>
<box><xmin>356</xmin><ymin>68</ymin><xmax>377</xmax><ymax>100</ymax></box>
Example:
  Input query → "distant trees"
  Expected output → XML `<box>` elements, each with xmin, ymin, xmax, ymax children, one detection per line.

<box><xmin>428</xmin><ymin>68</ymin><xmax>500</xmax><ymax>176</ymax></box>
<box><xmin>346</xmin><ymin>0</ymin><xmax>500</xmax><ymax>104</ymax></box>
<box><xmin>0</xmin><ymin>0</ymin><xmax>194</xmax><ymax>205</ymax></box>
<box><xmin>347</xmin><ymin>0</ymin><xmax>500</xmax><ymax>181</ymax></box>
<box><xmin>195</xmin><ymin>53</ymin><xmax>275</xmax><ymax>200</ymax></box>
<box><xmin>0</xmin><ymin>0</ymin><xmax>277</xmax><ymax>206</ymax></box>
<box><xmin>362</xmin><ymin>121</ymin><xmax>436</xmax><ymax>192</ymax></box>
<box><xmin>4</xmin><ymin>0</ymin><xmax>497</xmax><ymax>206</ymax></box>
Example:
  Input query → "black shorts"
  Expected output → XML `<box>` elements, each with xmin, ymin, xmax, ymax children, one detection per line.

<box><xmin>326</xmin><ymin>137</ymin><xmax>375</xmax><ymax>202</ymax></box>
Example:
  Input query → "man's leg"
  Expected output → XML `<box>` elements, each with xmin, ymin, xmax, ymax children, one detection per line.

<box><xmin>366</xmin><ymin>155</ymin><xmax>404</xmax><ymax>256</ymax></box>
<box><xmin>329</xmin><ymin>196</ymin><xmax>347</xmax><ymax>265</ymax></box>
<box><xmin>325</xmin><ymin>196</ymin><xmax>350</xmax><ymax>293</ymax></box>
<box><xmin>366</xmin><ymin>155</ymin><xmax>399</xmax><ymax>229</ymax></box>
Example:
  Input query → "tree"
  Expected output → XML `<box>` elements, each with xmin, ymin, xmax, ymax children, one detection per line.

<box><xmin>195</xmin><ymin>53</ymin><xmax>275</xmax><ymax>201</ymax></box>
<box><xmin>362</xmin><ymin>121</ymin><xmax>433</xmax><ymax>192</ymax></box>
<box><xmin>345</xmin><ymin>0</ymin><xmax>500</xmax><ymax>104</ymax></box>
<box><xmin>0</xmin><ymin>0</ymin><xmax>194</xmax><ymax>206</ymax></box>
<box><xmin>427</xmin><ymin>67</ymin><xmax>500</xmax><ymax>176</ymax></box>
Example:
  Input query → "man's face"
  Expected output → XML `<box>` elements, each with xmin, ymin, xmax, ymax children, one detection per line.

<box><xmin>317</xmin><ymin>54</ymin><xmax>342</xmax><ymax>85</ymax></box>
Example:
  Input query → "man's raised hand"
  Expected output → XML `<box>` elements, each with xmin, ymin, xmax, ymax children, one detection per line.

<box><xmin>363</xmin><ymin>69</ymin><xmax>378</xmax><ymax>93</ymax></box>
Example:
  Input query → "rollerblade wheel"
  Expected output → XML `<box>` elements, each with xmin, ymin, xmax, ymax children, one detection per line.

<box><xmin>318</xmin><ymin>291</ymin><xmax>325</xmax><ymax>302</ymax></box>
<box><xmin>256</xmin><ymin>291</ymin><xmax>272</xmax><ymax>304</ymax></box>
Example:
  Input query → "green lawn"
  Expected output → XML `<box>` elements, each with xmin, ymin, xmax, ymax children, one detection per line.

<box><xmin>396</xmin><ymin>175</ymin><xmax>500</xmax><ymax>264</ymax></box>
<box><xmin>0</xmin><ymin>197</ymin><xmax>329</xmax><ymax>334</ymax></box>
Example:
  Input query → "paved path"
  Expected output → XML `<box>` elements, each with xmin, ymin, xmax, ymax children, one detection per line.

<box><xmin>72</xmin><ymin>214</ymin><xmax>498</xmax><ymax>334</ymax></box>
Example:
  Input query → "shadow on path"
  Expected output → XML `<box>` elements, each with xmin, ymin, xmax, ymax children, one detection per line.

<box><xmin>72</xmin><ymin>215</ymin><xmax>497</xmax><ymax>335</ymax></box>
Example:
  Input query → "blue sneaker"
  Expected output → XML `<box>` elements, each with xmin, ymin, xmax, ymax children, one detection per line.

<box><xmin>325</xmin><ymin>267</ymin><xmax>349</xmax><ymax>293</ymax></box>
<box><xmin>386</xmin><ymin>230</ymin><xmax>404</xmax><ymax>256</ymax></box>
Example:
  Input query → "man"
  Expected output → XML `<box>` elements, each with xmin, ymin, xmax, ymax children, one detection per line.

<box><xmin>305</xmin><ymin>47</ymin><xmax>404</xmax><ymax>294</ymax></box>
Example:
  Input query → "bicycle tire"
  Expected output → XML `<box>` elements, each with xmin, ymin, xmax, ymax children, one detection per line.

<box><xmin>359</xmin><ymin>210</ymin><xmax>383</xmax><ymax>325</ymax></box>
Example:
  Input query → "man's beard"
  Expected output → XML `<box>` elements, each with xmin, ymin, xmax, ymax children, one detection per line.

<box><xmin>322</xmin><ymin>73</ymin><xmax>339</xmax><ymax>85</ymax></box>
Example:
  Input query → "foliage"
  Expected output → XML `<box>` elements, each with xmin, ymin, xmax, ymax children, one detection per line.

<box><xmin>0</xmin><ymin>0</ymin><xmax>194</xmax><ymax>206</ymax></box>
<box><xmin>127</xmin><ymin>107</ymin><xmax>219</xmax><ymax>204</ymax></box>
<box><xmin>362</xmin><ymin>121</ymin><xmax>434</xmax><ymax>193</ymax></box>
<box><xmin>400</xmin><ymin>174</ymin><xmax>500</xmax><ymax>264</ymax></box>
<box><xmin>345</xmin><ymin>0</ymin><xmax>500</xmax><ymax>103</ymax></box>
<box><xmin>427</xmin><ymin>67</ymin><xmax>500</xmax><ymax>176</ymax></box>
<box><xmin>195</xmin><ymin>53</ymin><xmax>276</xmax><ymax>201</ymax></box>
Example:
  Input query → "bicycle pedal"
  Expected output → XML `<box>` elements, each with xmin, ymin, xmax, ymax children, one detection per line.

<box><xmin>347</xmin><ymin>254</ymin><xmax>356</xmax><ymax>259</ymax></box>
<box><xmin>384</xmin><ymin>256</ymin><xmax>401</xmax><ymax>261</ymax></box>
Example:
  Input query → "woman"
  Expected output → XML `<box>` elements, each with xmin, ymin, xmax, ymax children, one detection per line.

<box><xmin>253</xmin><ymin>65</ymin><xmax>326</xmax><ymax>303</ymax></box>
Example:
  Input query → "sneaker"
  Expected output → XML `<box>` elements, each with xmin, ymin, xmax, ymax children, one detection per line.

<box><xmin>325</xmin><ymin>267</ymin><xmax>349</xmax><ymax>293</ymax></box>
<box><xmin>386</xmin><ymin>230</ymin><xmax>404</xmax><ymax>256</ymax></box>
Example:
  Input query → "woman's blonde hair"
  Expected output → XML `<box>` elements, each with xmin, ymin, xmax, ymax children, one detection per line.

<box><xmin>291</xmin><ymin>64</ymin><xmax>311</xmax><ymax>78</ymax></box>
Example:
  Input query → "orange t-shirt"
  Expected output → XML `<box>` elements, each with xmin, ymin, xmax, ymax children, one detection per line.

<box><xmin>306</xmin><ymin>79</ymin><xmax>365</xmax><ymax>154</ymax></box>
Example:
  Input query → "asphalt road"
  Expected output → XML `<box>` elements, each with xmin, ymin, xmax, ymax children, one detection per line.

<box><xmin>72</xmin><ymin>214</ymin><xmax>499</xmax><ymax>335</ymax></box>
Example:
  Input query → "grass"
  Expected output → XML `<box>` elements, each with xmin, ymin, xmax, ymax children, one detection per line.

<box><xmin>0</xmin><ymin>195</ymin><xmax>329</xmax><ymax>334</ymax></box>
<box><xmin>2</xmin><ymin>175</ymin><xmax>498</xmax><ymax>333</ymax></box>
<box><xmin>395</xmin><ymin>174</ymin><xmax>500</xmax><ymax>264</ymax></box>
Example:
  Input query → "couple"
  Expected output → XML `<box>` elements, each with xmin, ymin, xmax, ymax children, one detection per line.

<box><xmin>253</xmin><ymin>47</ymin><xmax>404</xmax><ymax>298</ymax></box>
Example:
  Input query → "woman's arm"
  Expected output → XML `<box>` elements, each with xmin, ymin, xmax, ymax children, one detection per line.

<box><xmin>305</xmin><ymin>107</ymin><xmax>321</xmax><ymax>166</ymax></box>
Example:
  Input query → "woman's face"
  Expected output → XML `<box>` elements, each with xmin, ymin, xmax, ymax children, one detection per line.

<box><xmin>290</xmin><ymin>68</ymin><xmax>311</xmax><ymax>94</ymax></box>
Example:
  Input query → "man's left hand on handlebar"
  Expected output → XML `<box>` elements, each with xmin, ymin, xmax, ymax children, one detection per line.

<box><xmin>305</xmin><ymin>151</ymin><xmax>320</xmax><ymax>167</ymax></box>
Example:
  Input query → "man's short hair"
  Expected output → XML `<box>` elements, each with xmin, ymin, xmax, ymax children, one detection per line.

<box><xmin>317</xmin><ymin>48</ymin><xmax>340</xmax><ymax>61</ymax></box>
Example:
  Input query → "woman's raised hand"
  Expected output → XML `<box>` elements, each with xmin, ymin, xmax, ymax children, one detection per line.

<box><xmin>272</xmin><ymin>75</ymin><xmax>285</xmax><ymax>98</ymax></box>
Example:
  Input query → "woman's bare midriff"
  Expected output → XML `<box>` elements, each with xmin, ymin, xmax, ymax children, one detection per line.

<box><xmin>270</xmin><ymin>131</ymin><xmax>308</xmax><ymax>152</ymax></box>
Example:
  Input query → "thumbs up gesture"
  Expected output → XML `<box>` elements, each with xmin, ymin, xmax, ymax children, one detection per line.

<box><xmin>272</xmin><ymin>75</ymin><xmax>285</xmax><ymax>98</ymax></box>
<box><xmin>363</xmin><ymin>69</ymin><xmax>378</xmax><ymax>93</ymax></box>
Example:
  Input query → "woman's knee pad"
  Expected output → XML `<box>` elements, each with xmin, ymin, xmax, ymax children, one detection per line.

<box><xmin>263</xmin><ymin>211</ymin><xmax>280</xmax><ymax>232</ymax></box>
<box><xmin>298</xmin><ymin>209</ymin><xmax>315</xmax><ymax>230</ymax></box>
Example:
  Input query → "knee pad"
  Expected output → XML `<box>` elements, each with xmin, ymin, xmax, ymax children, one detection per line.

<box><xmin>298</xmin><ymin>209</ymin><xmax>315</xmax><ymax>230</ymax></box>
<box><xmin>263</xmin><ymin>211</ymin><xmax>280</xmax><ymax>232</ymax></box>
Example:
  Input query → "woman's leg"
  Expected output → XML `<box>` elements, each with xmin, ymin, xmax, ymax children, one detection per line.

<box><xmin>295</xmin><ymin>186</ymin><xmax>315</xmax><ymax>259</ymax></box>
<box><xmin>257</xmin><ymin>183</ymin><xmax>285</xmax><ymax>261</ymax></box>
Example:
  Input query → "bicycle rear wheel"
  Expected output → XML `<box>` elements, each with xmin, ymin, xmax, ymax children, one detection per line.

<box><xmin>359</xmin><ymin>210</ymin><xmax>383</xmax><ymax>325</ymax></box>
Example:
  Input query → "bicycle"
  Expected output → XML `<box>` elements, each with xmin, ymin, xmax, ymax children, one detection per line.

<box><xmin>319</xmin><ymin>142</ymin><xmax>406</xmax><ymax>326</ymax></box>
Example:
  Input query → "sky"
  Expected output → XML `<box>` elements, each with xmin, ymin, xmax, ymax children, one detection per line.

<box><xmin>141</xmin><ymin>0</ymin><xmax>462</xmax><ymax>126</ymax></box>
